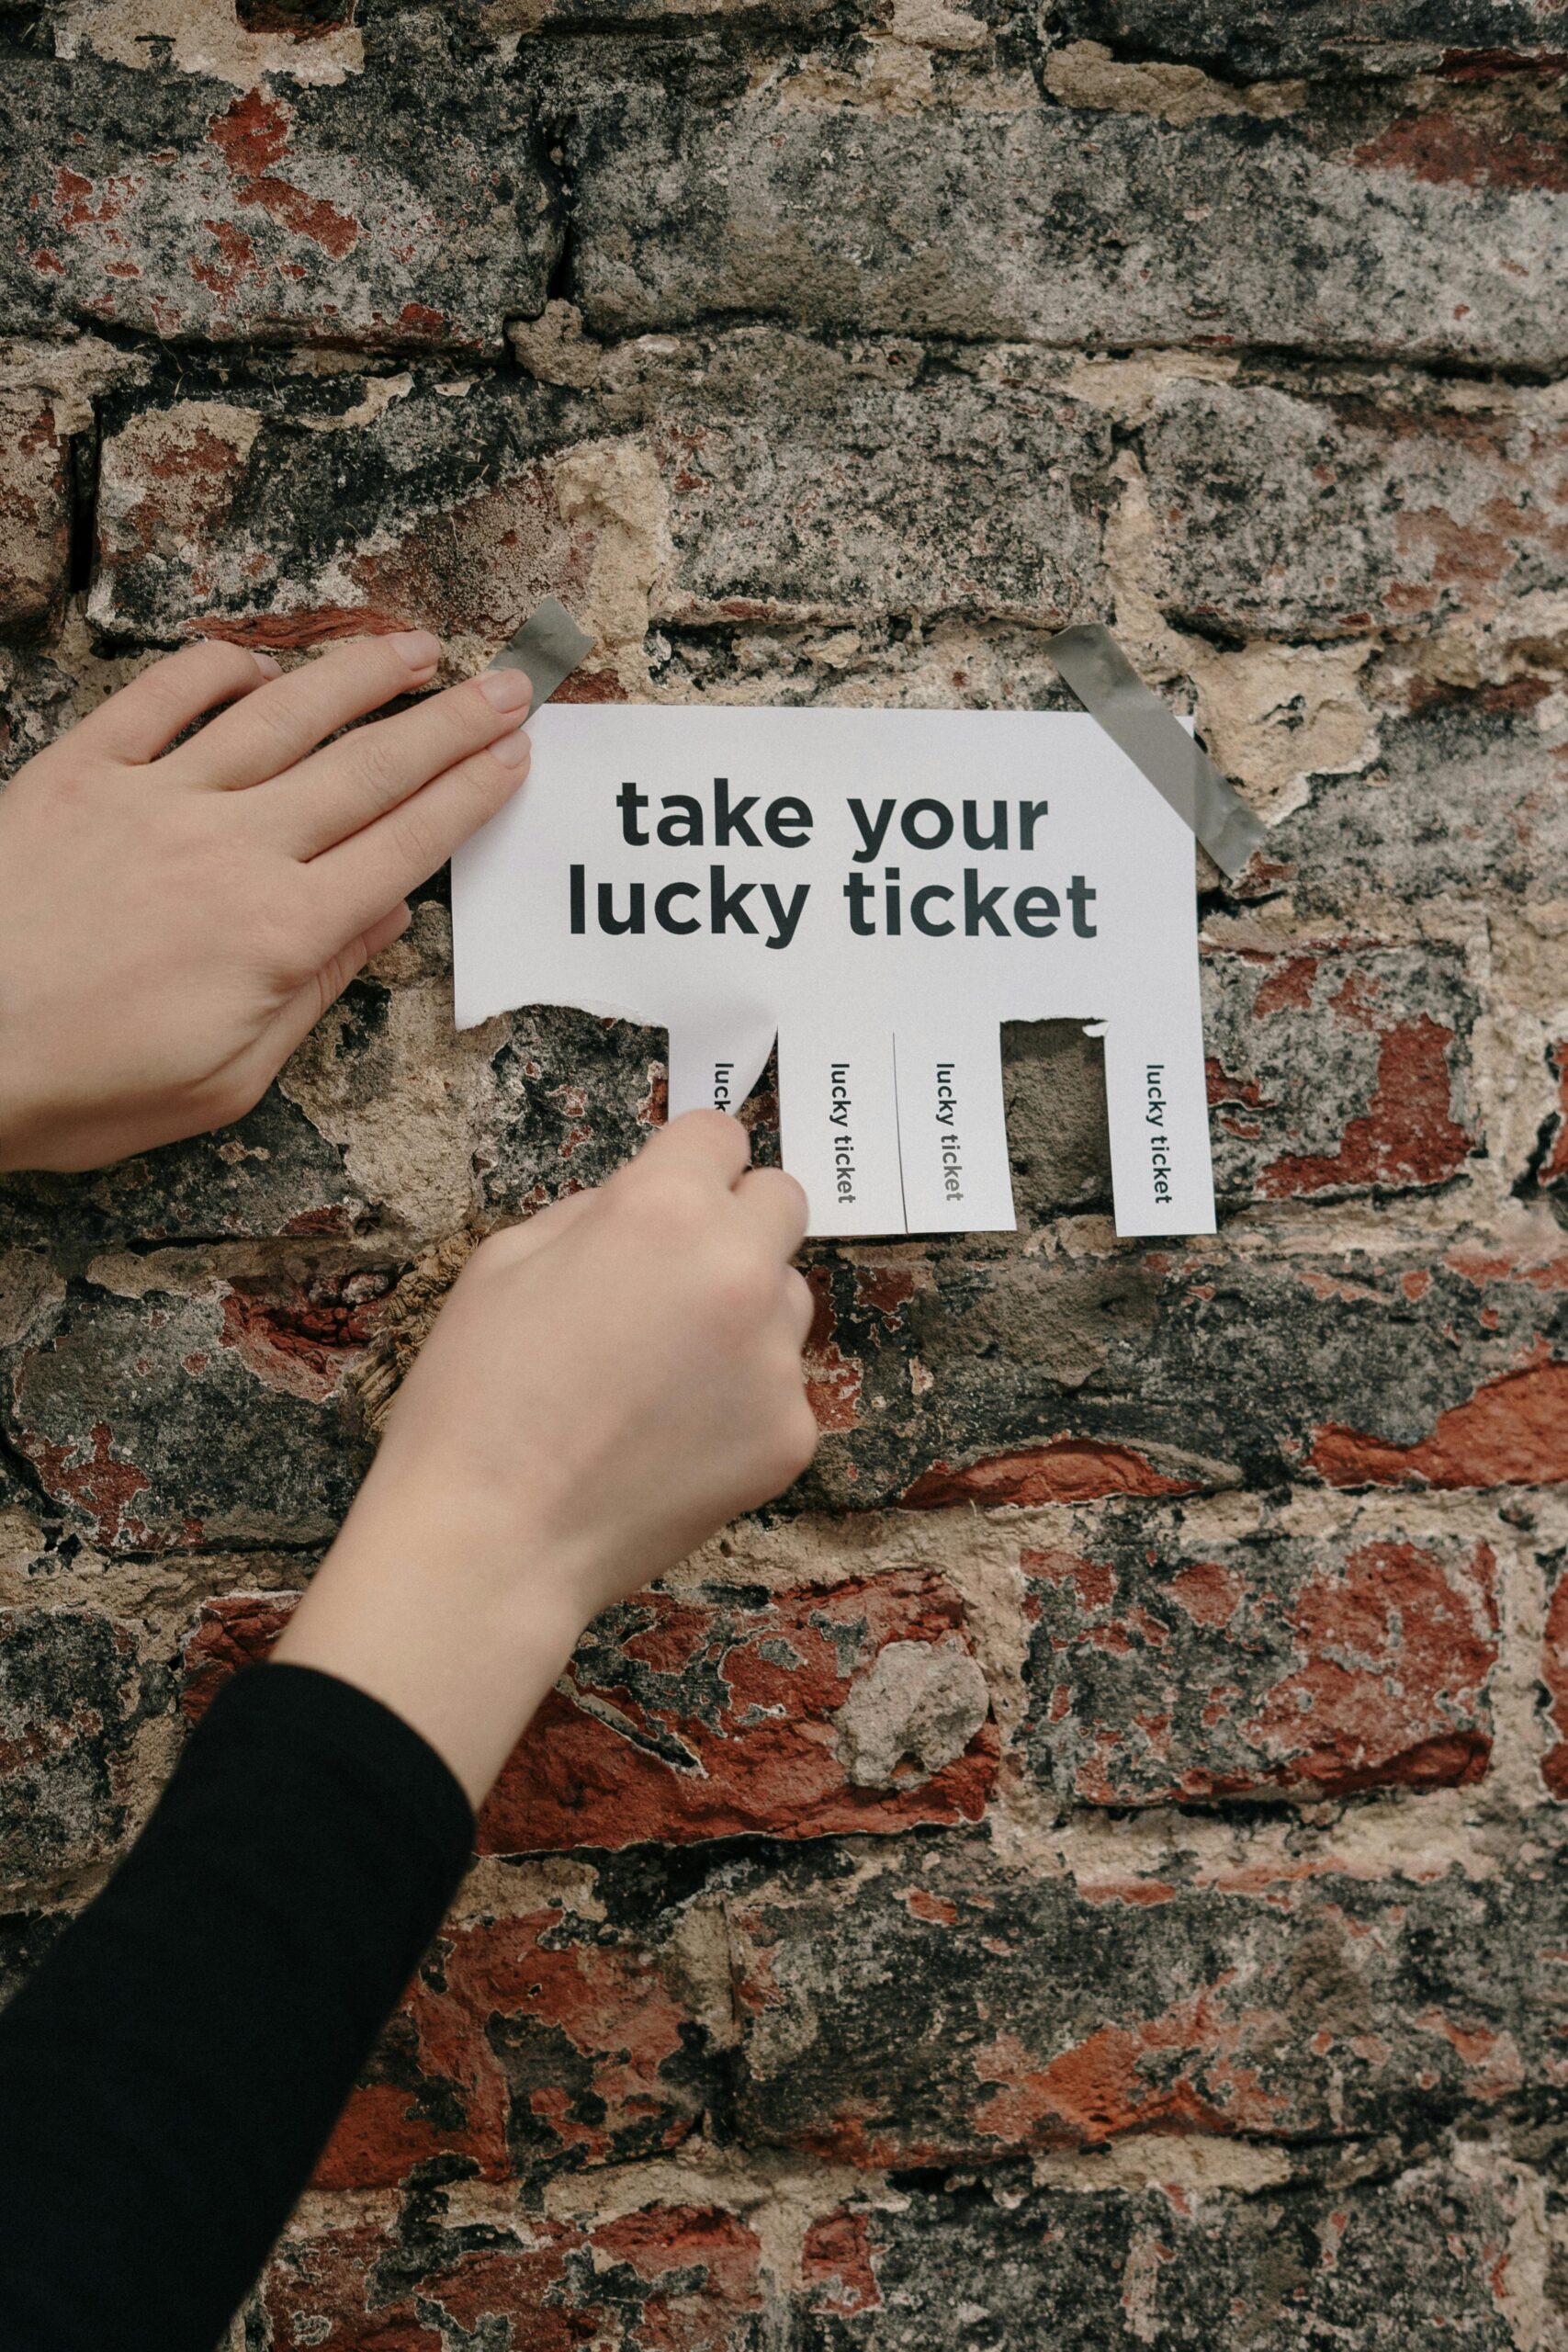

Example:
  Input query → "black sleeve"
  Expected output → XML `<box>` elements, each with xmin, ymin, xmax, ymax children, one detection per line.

<box><xmin>0</xmin><ymin>1661</ymin><xmax>475</xmax><ymax>2352</ymax></box>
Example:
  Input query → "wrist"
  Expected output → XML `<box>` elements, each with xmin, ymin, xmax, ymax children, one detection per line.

<box><xmin>274</xmin><ymin>1491</ymin><xmax>592</xmax><ymax>1809</ymax></box>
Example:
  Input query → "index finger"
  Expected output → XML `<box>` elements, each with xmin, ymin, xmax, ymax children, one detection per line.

<box><xmin>637</xmin><ymin>1109</ymin><xmax>754</xmax><ymax>1191</ymax></box>
<box><xmin>299</xmin><ymin>733</ymin><xmax>530</xmax><ymax>957</ymax></box>
<box><xmin>734</xmin><ymin>1166</ymin><xmax>809</xmax><ymax>1255</ymax></box>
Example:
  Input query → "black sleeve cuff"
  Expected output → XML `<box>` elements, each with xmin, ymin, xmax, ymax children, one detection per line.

<box><xmin>193</xmin><ymin>1661</ymin><xmax>476</xmax><ymax>1889</ymax></box>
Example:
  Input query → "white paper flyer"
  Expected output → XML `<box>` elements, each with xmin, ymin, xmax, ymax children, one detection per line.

<box><xmin>452</xmin><ymin>705</ymin><xmax>1215</xmax><ymax>1238</ymax></box>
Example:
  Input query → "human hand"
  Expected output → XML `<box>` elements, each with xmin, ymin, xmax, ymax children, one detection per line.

<box><xmin>274</xmin><ymin>1112</ymin><xmax>818</xmax><ymax>1804</ymax></box>
<box><xmin>0</xmin><ymin>631</ymin><xmax>534</xmax><ymax>1173</ymax></box>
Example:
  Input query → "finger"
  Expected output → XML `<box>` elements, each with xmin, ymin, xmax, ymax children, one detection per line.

<box><xmin>167</xmin><ymin>630</ymin><xmax>442</xmax><ymax>793</ymax></box>
<box><xmin>734</xmin><ymin>1166</ymin><xmax>809</xmax><ymax>1257</ymax></box>
<box><xmin>71</xmin><ymin>640</ymin><xmax>280</xmax><ymax>765</ymax></box>
<box><xmin>263</xmin><ymin>667</ymin><xmax>533</xmax><ymax>857</ymax></box>
<box><xmin>252</xmin><ymin>899</ymin><xmax>412</xmax><ymax>1070</ymax></box>
<box><xmin>636</xmin><ymin>1109</ymin><xmax>753</xmax><ymax>1192</ymax></box>
<box><xmin>300</xmin><ymin>734</ymin><xmax>531</xmax><ymax>955</ymax></box>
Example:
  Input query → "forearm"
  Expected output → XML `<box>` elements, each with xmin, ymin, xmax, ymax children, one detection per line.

<box><xmin>0</xmin><ymin>1665</ymin><xmax>473</xmax><ymax>2352</ymax></box>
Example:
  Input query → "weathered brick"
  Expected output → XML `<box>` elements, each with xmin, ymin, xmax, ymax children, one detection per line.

<box><xmin>726</xmin><ymin>1838</ymin><xmax>1568</xmax><ymax>2160</ymax></box>
<box><xmin>0</xmin><ymin>397</ymin><xmax>69</xmax><ymax>637</ymax></box>
<box><xmin>0</xmin><ymin>1607</ymin><xmax>164</xmax><ymax>1890</ymax></box>
<box><xmin>1020</xmin><ymin>1508</ymin><xmax>1498</xmax><ymax>1805</ymax></box>
<box><xmin>254</xmin><ymin>2158</ymin><xmax>1547</xmax><ymax>2349</ymax></box>
<box><xmin>1202</xmin><ymin>943</ymin><xmax>1479</xmax><ymax>1203</ymax></box>
<box><xmin>7</xmin><ymin>928</ymin><xmax>1480</xmax><ymax>1252</ymax></box>
<box><xmin>1051</xmin><ymin>0</ymin><xmax>1568</xmax><ymax>82</ymax></box>
<box><xmin>649</xmin><ymin>616</ymin><xmax>1082</xmax><ymax>711</ymax></box>
<box><xmin>88</xmin><ymin>336</ymin><xmax>1113</xmax><ymax>649</ymax></box>
<box><xmin>565</xmin><ymin>84</ymin><xmax>1568</xmax><ymax>368</ymax></box>
<box><xmin>89</xmin><ymin>368</ymin><xmax>595</xmax><ymax>650</ymax></box>
<box><xmin>483</xmin><ymin>1570</ymin><xmax>996</xmax><ymax>1851</ymax></box>
<box><xmin>3</xmin><ymin>1259</ymin><xmax>375</xmax><ymax>1552</ymax></box>
<box><xmin>261</xmin><ymin>2202</ymin><xmax>769</xmax><ymax>2351</ymax></box>
<box><xmin>473</xmin><ymin>1002</ymin><xmax>667</xmax><ymax>1227</ymax></box>
<box><xmin>183</xmin><ymin>1570</ymin><xmax>997</xmax><ymax>1851</ymax></box>
<box><xmin>0</xmin><ymin>28</ymin><xmax>555</xmax><ymax>349</ymax></box>
<box><xmin>803</xmin><ymin>2162</ymin><xmax>1536</xmax><ymax>2349</ymax></box>
<box><xmin>802</xmin><ymin>1238</ymin><xmax>1568</xmax><ymax>1512</ymax></box>
<box><xmin>1247</xmin><ymin>696</ymin><xmax>1568</xmax><ymax>913</ymax></box>
<box><xmin>1143</xmin><ymin>379</ymin><xmax>1568</xmax><ymax>642</ymax></box>
<box><xmin>614</xmin><ymin>330</ymin><xmax>1111</xmax><ymax>630</ymax></box>
<box><xmin>0</xmin><ymin>1084</ymin><xmax>361</xmax><ymax>1252</ymax></box>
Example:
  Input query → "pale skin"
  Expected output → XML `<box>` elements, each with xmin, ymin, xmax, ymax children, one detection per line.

<box><xmin>0</xmin><ymin>633</ymin><xmax>818</xmax><ymax>1806</ymax></box>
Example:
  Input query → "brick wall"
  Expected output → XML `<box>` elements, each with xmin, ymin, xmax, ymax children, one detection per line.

<box><xmin>4</xmin><ymin>0</ymin><xmax>1568</xmax><ymax>2342</ymax></box>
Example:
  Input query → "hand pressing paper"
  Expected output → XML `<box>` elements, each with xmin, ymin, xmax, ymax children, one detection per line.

<box><xmin>452</xmin><ymin>703</ymin><xmax>1218</xmax><ymax>1239</ymax></box>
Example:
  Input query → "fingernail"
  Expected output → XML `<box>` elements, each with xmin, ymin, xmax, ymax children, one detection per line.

<box><xmin>250</xmin><ymin>651</ymin><xmax>283</xmax><ymax>679</ymax></box>
<box><xmin>388</xmin><ymin>628</ymin><xmax>441</xmax><ymax>670</ymax></box>
<box><xmin>489</xmin><ymin>724</ymin><xmax>531</xmax><ymax>768</ymax></box>
<box><xmin>477</xmin><ymin>667</ymin><xmax>532</xmax><ymax>712</ymax></box>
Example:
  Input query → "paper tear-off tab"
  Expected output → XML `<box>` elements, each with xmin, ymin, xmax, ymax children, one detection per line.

<box><xmin>779</xmin><ymin>1025</ymin><xmax>905</xmax><ymax>1238</ymax></box>
<box><xmin>452</xmin><ymin>702</ymin><xmax>1218</xmax><ymax>1238</ymax></box>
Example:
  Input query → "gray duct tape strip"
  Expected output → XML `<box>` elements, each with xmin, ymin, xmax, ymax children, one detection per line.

<box><xmin>488</xmin><ymin>595</ymin><xmax>596</xmax><ymax>707</ymax></box>
<box><xmin>1045</xmin><ymin>623</ymin><xmax>1268</xmax><ymax>881</ymax></box>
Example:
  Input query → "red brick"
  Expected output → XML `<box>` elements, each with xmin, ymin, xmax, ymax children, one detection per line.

<box><xmin>481</xmin><ymin>1572</ymin><xmax>996</xmax><ymax>1853</ymax></box>
<box><xmin>182</xmin><ymin>1574</ymin><xmax>998</xmax><ymax>1853</ymax></box>
<box><xmin>1021</xmin><ymin>1514</ymin><xmax>1498</xmax><ymax>1805</ymax></box>
<box><xmin>726</xmin><ymin>1840</ymin><xmax>1563</xmax><ymax>2163</ymax></box>
<box><xmin>1540</xmin><ymin>1555</ymin><xmax>1568</xmax><ymax>1799</ymax></box>
<box><xmin>180</xmin><ymin>1592</ymin><xmax>294</xmax><ymax>1722</ymax></box>
<box><xmin>1202</xmin><ymin>944</ymin><xmax>1479</xmax><ymax>1204</ymax></box>
<box><xmin>0</xmin><ymin>1606</ymin><xmax>158</xmax><ymax>1889</ymax></box>
<box><xmin>90</xmin><ymin>377</ymin><xmax>594</xmax><ymax>651</ymax></box>
<box><xmin>261</xmin><ymin>2204</ymin><xmax>766</xmax><ymax>2350</ymax></box>
<box><xmin>2</xmin><ymin>39</ymin><xmax>554</xmax><ymax>351</ymax></box>
<box><xmin>313</xmin><ymin>1903</ymin><xmax>709</xmax><ymax>2189</ymax></box>
<box><xmin>6</xmin><ymin>1265</ymin><xmax>376</xmax><ymax>1552</ymax></box>
<box><xmin>796</xmin><ymin>1238</ymin><xmax>1568</xmax><ymax>1513</ymax></box>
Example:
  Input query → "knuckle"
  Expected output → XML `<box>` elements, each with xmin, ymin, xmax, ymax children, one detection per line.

<box><xmin>346</xmin><ymin>724</ymin><xmax>406</xmax><ymax>801</ymax></box>
<box><xmin>232</xmin><ymin>691</ymin><xmax>301</xmax><ymax>769</ymax></box>
<box><xmin>781</xmin><ymin>1394</ymin><xmax>821</xmax><ymax>1476</ymax></box>
<box><xmin>480</xmin><ymin>738</ymin><xmax>530</xmax><ymax>786</ymax></box>
<box><xmin>618</xmin><ymin>1172</ymin><xmax>702</xmax><ymax>1249</ymax></box>
<box><xmin>707</xmin><ymin>1245</ymin><xmax>774</xmax><ymax>1328</ymax></box>
<box><xmin>246</xmin><ymin>871</ymin><xmax>318</xmax><ymax>978</ymax></box>
<box><xmin>179</xmin><ymin>638</ymin><xmax>258</xmax><ymax>695</ymax></box>
<box><xmin>388</xmin><ymin>804</ymin><xmax>445</xmax><ymax>877</ymax></box>
<box><xmin>469</xmin><ymin>1227</ymin><xmax>518</xmax><ymax>1277</ymax></box>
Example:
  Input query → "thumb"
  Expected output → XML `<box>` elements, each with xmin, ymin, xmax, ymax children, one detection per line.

<box><xmin>257</xmin><ymin>901</ymin><xmax>412</xmax><ymax>1071</ymax></box>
